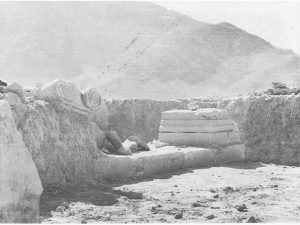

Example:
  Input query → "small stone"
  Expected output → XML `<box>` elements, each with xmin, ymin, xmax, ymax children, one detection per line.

<box><xmin>206</xmin><ymin>214</ymin><xmax>215</xmax><ymax>220</ymax></box>
<box><xmin>192</xmin><ymin>202</ymin><xmax>201</xmax><ymax>207</ymax></box>
<box><xmin>81</xmin><ymin>220</ymin><xmax>87</xmax><ymax>224</ymax></box>
<box><xmin>61</xmin><ymin>202</ymin><xmax>70</xmax><ymax>209</ymax></box>
<box><xmin>223</xmin><ymin>186</ymin><xmax>234</xmax><ymax>192</ymax></box>
<box><xmin>213</xmin><ymin>194</ymin><xmax>219</xmax><ymax>198</ymax></box>
<box><xmin>55</xmin><ymin>206</ymin><xmax>65</xmax><ymax>213</ymax></box>
<box><xmin>175</xmin><ymin>212</ymin><xmax>183</xmax><ymax>219</ymax></box>
<box><xmin>247</xmin><ymin>216</ymin><xmax>259</xmax><ymax>223</ymax></box>
<box><xmin>236</xmin><ymin>204</ymin><xmax>248</xmax><ymax>212</ymax></box>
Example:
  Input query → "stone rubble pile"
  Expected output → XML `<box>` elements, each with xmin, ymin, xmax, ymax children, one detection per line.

<box><xmin>158</xmin><ymin>108</ymin><xmax>242</xmax><ymax>147</ymax></box>
<box><xmin>267</xmin><ymin>82</ymin><xmax>300</xmax><ymax>95</ymax></box>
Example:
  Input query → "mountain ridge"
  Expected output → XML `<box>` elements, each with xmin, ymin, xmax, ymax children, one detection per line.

<box><xmin>0</xmin><ymin>1</ymin><xmax>299</xmax><ymax>99</ymax></box>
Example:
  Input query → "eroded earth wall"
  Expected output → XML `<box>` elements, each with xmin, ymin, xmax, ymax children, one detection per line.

<box><xmin>11</xmin><ymin>99</ymin><xmax>104</xmax><ymax>187</ymax></box>
<box><xmin>105</xmin><ymin>99</ymin><xmax>187</xmax><ymax>142</ymax></box>
<box><xmin>219</xmin><ymin>94</ymin><xmax>300</xmax><ymax>165</ymax></box>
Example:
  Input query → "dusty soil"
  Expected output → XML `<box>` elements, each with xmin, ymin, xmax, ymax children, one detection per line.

<box><xmin>41</xmin><ymin>162</ymin><xmax>300</xmax><ymax>223</ymax></box>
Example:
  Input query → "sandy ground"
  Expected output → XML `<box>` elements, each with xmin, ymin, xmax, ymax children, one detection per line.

<box><xmin>40</xmin><ymin>162</ymin><xmax>300</xmax><ymax>223</ymax></box>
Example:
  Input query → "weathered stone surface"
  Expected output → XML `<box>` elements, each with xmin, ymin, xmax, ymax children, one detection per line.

<box><xmin>219</xmin><ymin>94</ymin><xmax>300</xmax><ymax>165</ymax></box>
<box><xmin>35</xmin><ymin>78</ymin><xmax>109</xmax><ymax>134</ymax></box>
<box><xmin>160</xmin><ymin>119</ymin><xmax>233</xmax><ymax>127</ymax></box>
<box><xmin>159</xmin><ymin>124</ymin><xmax>234</xmax><ymax>133</ymax></box>
<box><xmin>94</xmin><ymin>145</ymin><xmax>244</xmax><ymax>182</ymax></box>
<box><xmin>158</xmin><ymin>131</ymin><xmax>241</xmax><ymax>147</ymax></box>
<box><xmin>105</xmin><ymin>99</ymin><xmax>187</xmax><ymax>142</ymax></box>
<box><xmin>81</xmin><ymin>87</ymin><xmax>102</xmax><ymax>110</ymax></box>
<box><xmin>162</xmin><ymin>108</ymin><xmax>229</xmax><ymax>120</ymax></box>
<box><xmin>123</xmin><ymin>139</ymin><xmax>139</xmax><ymax>153</ymax></box>
<box><xmin>127</xmin><ymin>136</ymin><xmax>150</xmax><ymax>151</ymax></box>
<box><xmin>34</xmin><ymin>78</ymin><xmax>89</xmax><ymax>113</ymax></box>
<box><xmin>0</xmin><ymin>100</ymin><xmax>43</xmax><ymax>223</ymax></box>
<box><xmin>11</xmin><ymin>99</ymin><xmax>103</xmax><ymax>186</ymax></box>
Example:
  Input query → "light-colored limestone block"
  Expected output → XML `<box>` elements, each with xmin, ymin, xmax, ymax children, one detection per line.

<box><xmin>162</xmin><ymin>108</ymin><xmax>229</xmax><ymax>120</ymax></box>
<box><xmin>34</xmin><ymin>78</ymin><xmax>88</xmax><ymax>113</ymax></box>
<box><xmin>0</xmin><ymin>100</ymin><xmax>43</xmax><ymax>223</ymax></box>
<box><xmin>159</xmin><ymin>124</ymin><xmax>234</xmax><ymax>133</ymax></box>
<box><xmin>160</xmin><ymin>119</ymin><xmax>233</xmax><ymax>127</ymax></box>
<box><xmin>158</xmin><ymin>131</ymin><xmax>241</xmax><ymax>147</ymax></box>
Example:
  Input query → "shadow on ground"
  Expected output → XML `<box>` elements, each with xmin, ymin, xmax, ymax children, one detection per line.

<box><xmin>39</xmin><ymin>161</ymin><xmax>265</xmax><ymax>220</ymax></box>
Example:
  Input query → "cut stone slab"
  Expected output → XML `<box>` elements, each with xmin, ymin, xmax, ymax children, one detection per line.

<box><xmin>159</xmin><ymin>124</ymin><xmax>234</xmax><ymax>133</ymax></box>
<box><xmin>94</xmin><ymin>144</ymin><xmax>245</xmax><ymax>182</ymax></box>
<box><xmin>158</xmin><ymin>131</ymin><xmax>241</xmax><ymax>147</ymax></box>
<box><xmin>0</xmin><ymin>100</ymin><xmax>43</xmax><ymax>223</ymax></box>
<box><xmin>162</xmin><ymin>108</ymin><xmax>229</xmax><ymax>120</ymax></box>
<box><xmin>160</xmin><ymin>119</ymin><xmax>233</xmax><ymax>127</ymax></box>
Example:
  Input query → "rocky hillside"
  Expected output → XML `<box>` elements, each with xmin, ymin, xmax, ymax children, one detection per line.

<box><xmin>0</xmin><ymin>2</ymin><xmax>299</xmax><ymax>99</ymax></box>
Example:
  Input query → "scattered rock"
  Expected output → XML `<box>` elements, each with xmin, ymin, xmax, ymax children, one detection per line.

<box><xmin>223</xmin><ymin>186</ymin><xmax>234</xmax><ymax>193</ymax></box>
<box><xmin>55</xmin><ymin>206</ymin><xmax>65</xmax><ymax>213</ymax></box>
<box><xmin>187</xmin><ymin>101</ymin><xmax>199</xmax><ymax>111</ymax></box>
<box><xmin>247</xmin><ymin>216</ymin><xmax>260</xmax><ymax>223</ymax></box>
<box><xmin>81</xmin><ymin>220</ymin><xmax>88</xmax><ymax>224</ymax></box>
<box><xmin>192</xmin><ymin>202</ymin><xmax>202</xmax><ymax>207</ymax></box>
<box><xmin>235</xmin><ymin>204</ymin><xmax>248</xmax><ymax>212</ymax></box>
<box><xmin>127</xmin><ymin>136</ymin><xmax>150</xmax><ymax>151</ymax></box>
<box><xmin>61</xmin><ymin>202</ymin><xmax>70</xmax><ymax>209</ymax></box>
<box><xmin>213</xmin><ymin>194</ymin><xmax>219</xmax><ymax>198</ymax></box>
<box><xmin>209</xmin><ymin>189</ymin><xmax>217</xmax><ymax>193</ymax></box>
<box><xmin>206</xmin><ymin>214</ymin><xmax>215</xmax><ymax>220</ymax></box>
<box><xmin>122</xmin><ymin>139</ymin><xmax>139</xmax><ymax>153</ymax></box>
<box><xmin>174</xmin><ymin>212</ymin><xmax>183</xmax><ymax>219</ymax></box>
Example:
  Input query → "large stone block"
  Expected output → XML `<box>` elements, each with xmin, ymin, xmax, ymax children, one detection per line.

<box><xmin>35</xmin><ymin>78</ymin><xmax>88</xmax><ymax>113</ymax></box>
<box><xmin>34</xmin><ymin>78</ymin><xmax>108</xmax><ymax>147</ymax></box>
<box><xmin>158</xmin><ymin>131</ymin><xmax>241</xmax><ymax>147</ymax></box>
<box><xmin>162</xmin><ymin>108</ymin><xmax>229</xmax><ymax>120</ymax></box>
<box><xmin>0</xmin><ymin>100</ymin><xmax>43</xmax><ymax>223</ymax></box>
<box><xmin>159</xmin><ymin>124</ymin><xmax>234</xmax><ymax>133</ymax></box>
<box><xmin>160</xmin><ymin>119</ymin><xmax>233</xmax><ymax>127</ymax></box>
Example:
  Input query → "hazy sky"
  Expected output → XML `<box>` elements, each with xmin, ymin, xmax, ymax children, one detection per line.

<box><xmin>155</xmin><ymin>1</ymin><xmax>300</xmax><ymax>55</ymax></box>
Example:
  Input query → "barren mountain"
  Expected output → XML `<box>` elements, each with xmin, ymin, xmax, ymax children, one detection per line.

<box><xmin>0</xmin><ymin>2</ymin><xmax>299</xmax><ymax>99</ymax></box>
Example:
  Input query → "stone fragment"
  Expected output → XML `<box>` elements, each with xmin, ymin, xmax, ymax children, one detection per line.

<box><xmin>81</xmin><ymin>87</ymin><xmax>102</xmax><ymax>110</ymax></box>
<box><xmin>116</xmin><ymin>146</ymin><xmax>132</xmax><ymax>155</ymax></box>
<box><xmin>106</xmin><ymin>130</ymin><xmax>123</xmax><ymax>150</ymax></box>
<box><xmin>187</xmin><ymin>101</ymin><xmax>199</xmax><ymax>110</ymax></box>
<box><xmin>127</xmin><ymin>136</ymin><xmax>150</xmax><ymax>151</ymax></box>
<box><xmin>123</xmin><ymin>139</ymin><xmax>139</xmax><ymax>153</ymax></box>
<box><xmin>34</xmin><ymin>78</ymin><xmax>88</xmax><ymax>113</ymax></box>
<box><xmin>273</xmin><ymin>88</ymin><xmax>290</xmax><ymax>95</ymax></box>
<box><xmin>272</xmin><ymin>82</ymin><xmax>286</xmax><ymax>89</ymax></box>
